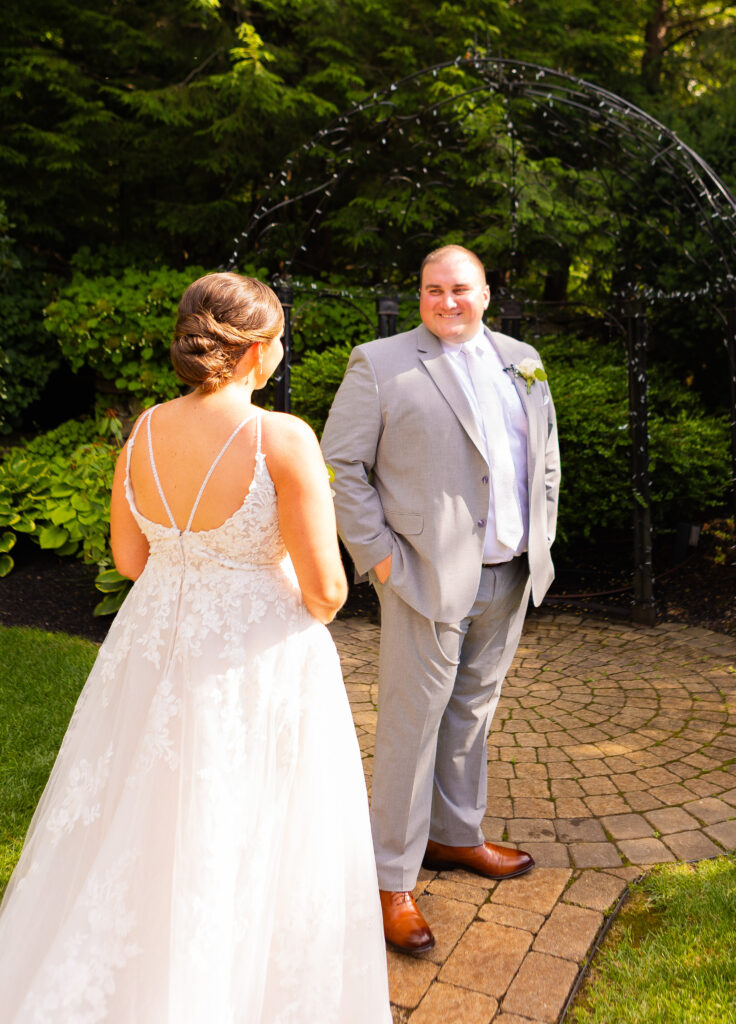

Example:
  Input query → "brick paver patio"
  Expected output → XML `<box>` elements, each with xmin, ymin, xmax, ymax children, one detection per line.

<box><xmin>328</xmin><ymin>612</ymin><xmax>736</xmax><ymax>1024</ymax></box>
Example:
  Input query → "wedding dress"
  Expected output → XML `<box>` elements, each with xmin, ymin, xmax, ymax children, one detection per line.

<box><xmin>0</xmin><ymin>408</ymin><xmax>392</xmax><ymax>1024</ymax></box>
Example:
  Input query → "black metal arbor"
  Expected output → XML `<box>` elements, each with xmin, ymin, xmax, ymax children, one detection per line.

<box><xmin>227</xmin><ymin>56</ymin><xmax>736</xmax><ymax>625</ymax></box>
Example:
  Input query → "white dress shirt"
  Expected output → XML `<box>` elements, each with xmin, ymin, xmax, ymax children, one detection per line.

<box><xmin>442</xmin><ymin>328</ymin><xmax>529</xmax><ymax>563</ymax></box>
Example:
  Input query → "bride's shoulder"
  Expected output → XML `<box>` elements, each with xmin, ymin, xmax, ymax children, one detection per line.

<box><xmin>260</xmin><ymin>411</ymin><xmax>323</xmax><ymax>477</ymax></box>
<box><xmin>260</xmin><ymin>410</ymin><xmax>318</xmax><ymax>445</ymax></box>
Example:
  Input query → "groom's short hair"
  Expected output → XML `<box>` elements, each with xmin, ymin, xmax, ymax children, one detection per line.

<box><xmin>419</xmin><ymin>245</ymin><xmax>487</xmax><ymax>288</ymax></box>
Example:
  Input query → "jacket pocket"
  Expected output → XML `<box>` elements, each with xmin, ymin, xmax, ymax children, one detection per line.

<box><xmin>384</xmin><ymin>510</ymin><xmax>424</xmax><ymax>536</ymax></box>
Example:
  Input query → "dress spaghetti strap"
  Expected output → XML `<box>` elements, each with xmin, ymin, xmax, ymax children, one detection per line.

<box><xmin>140</xmin><ymin>406</ymin><xmax>259</xmax><ymax>533</ymax></box>
<box><xmin>146</xmin><ymin>408</ymin><xmax>178</xmax><ymax>531</ymax></box>
<box><xmin>125</xmin><ymin>406</ymin><xmax>156</xmax><ymax>478</ymax></box>
<box><xmin>183</xmin><ymin>412</ymin><xmax>258</xmax><ymax>532</ymax></box>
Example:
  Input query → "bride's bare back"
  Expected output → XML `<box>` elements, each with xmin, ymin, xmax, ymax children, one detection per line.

<box><xmin>128</xmin><ymin>396</ymin><xmax>261</xmax><ymax>534</ymax></box>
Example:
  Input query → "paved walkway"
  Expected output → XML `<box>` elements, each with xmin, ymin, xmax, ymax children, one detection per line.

<box><xmin>329</xmin><ymin>612</ymin><xmax>736</xmax><ymax>1024</ymax></box>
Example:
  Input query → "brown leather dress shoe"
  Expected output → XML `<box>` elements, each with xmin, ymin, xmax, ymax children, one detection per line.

<box><xmin>379</xmin><ymin>890</ymin><xmax>435</xmax><ymax>953</ymax></box>
<box><xmin>423</xmin><ymin>839</ymin><xmax>534</xmax><ymax>880</ymax></box>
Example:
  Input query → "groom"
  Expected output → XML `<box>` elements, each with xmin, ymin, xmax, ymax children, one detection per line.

<box><xmin>321</xmin><ymin>245</ymin><xmax>560</xmax><ymax>952</ymax></box>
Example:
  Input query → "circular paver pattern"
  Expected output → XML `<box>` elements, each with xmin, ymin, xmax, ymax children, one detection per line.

<box><xmin>330</xmin><ymin>612</ymin><xmax>736</xmax><ymax>1024</ymax></box>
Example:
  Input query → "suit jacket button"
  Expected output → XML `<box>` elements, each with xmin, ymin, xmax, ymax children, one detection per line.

<box><xmin>477</xmin><ymin>519</ymin><xmax>486</xmax><ymax>527</ymax></box>
<box><xmin>482</xmin><ymin>475</ymin><xmax>489</xmax><ymax>484</ymax></box>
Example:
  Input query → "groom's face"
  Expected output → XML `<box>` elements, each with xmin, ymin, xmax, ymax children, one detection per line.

<box><xmin>419</xmin><ymin>254</ymin><xmax>490</xmax><ymax>345</ymax></box>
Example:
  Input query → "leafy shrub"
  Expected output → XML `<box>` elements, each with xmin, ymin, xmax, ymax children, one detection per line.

<box><xmin>701</xmin><ymin>517</ymin><xmax>735</xmax><ymax>566</ymax></box>
<box><xmin>286</xmin><ymin>282</ymin><xmax>418</xmax><ymax>357</ymax></box>
<box><xmin>541</xmin><ymin>344</ymin><xmax>631</xmax><ymax>542</ymax></box>
<box><xmin>20</xmin><ymin>415</ymin><xmax>114</xmax><ymax>457</ymax></box>
<box><xmin>0</xmin><ymin>272</ymin><xmax>60</xmax><ymax>434</ymax></box>
<box><xmin>92</xmin><ymin>567</ymin><xmax>132</xmax><ymax>616</ymax></box>
<box><xmin>43</xmin><ymin>264</ymin><xmax>210</xmax><ymax>407</ymax></box>
<box><xmin>0</xmin><ymin>418</ymin><xmax>120</xmax><ymax>582</ymax></box>
<box><xmin>290</xmin><ymin>292</ymin><xmax>375</xmax><ymax>357</ymax></box>
<box><xmin>536</xmin><ymin>335</ymin><xmax>731</xmax><ymax>543</ymax></box>
<box><xmin>290</xmin><ymin>343</ymin><xmax>354</xmax><ymax>433</ymax></box>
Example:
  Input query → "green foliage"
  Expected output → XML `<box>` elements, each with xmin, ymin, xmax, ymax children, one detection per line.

<box><xmin>0</xmin><ymin>211</ymin><xmax>59</xmax><ymax>433</ymax></box>
<box><xmin>290</xmin><ymin>342</ymin><xmax>354</xmax><ymax>433</ymax></box>
<box><xmin>44</xmin><ymin>264</ymin><xmax>209</xmax><ymax>406</ymax></box>
<box><xmin>19</xmin><ymin>412</ymin><xmax>107</xmax><ymax>458</ymax></box>
<box><xmin>289</xmin><ymin>291</ymin><xmax>378</xmax><ymax>356</ymax></box>
<box><xmin>0</xmin><ymin>417</ymin><xmax>120</xmax><ymax>575</ymax></box>
<box><xmin>0</xmin><ymin>0</ymin><xmax>734</xmax><ymax>572</ymax></box>
<box><xmin>93</xmin><ymin>568</ymin><xmax>132</xmax><ymax>617</ymax></box>
<box><xmin>0</xmin><ymin>200</ymin><xmax>20</xmax><ymax>278</ymax></box>
<box><xmin>701</xmin><ymin>516</ymin><xmax>735</xmax><ymax>566</ymax></box>
<box><xmin>0</xmin><ymin>626</ymin><xmax>96</xmax><ymax>894</ymax></box>
<box><xmin>0</xmin><ymin>0</ymin><xmax>341</xmax><ymax>266</ymax></box>
<box><xmin>537</xmin><ymin>334</ymin><xmax>731</xmax><ymax>543</ymax></box>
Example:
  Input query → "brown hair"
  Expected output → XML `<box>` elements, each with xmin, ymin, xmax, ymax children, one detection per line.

<box><xmin>419</xmin><ymin>245</ymin><xmax>486</xmax><ymax>288</ymax></box>
<box><xmin>171</xmin><ymin>272</ymin><xmax>284</xmax><ymax>393</ymax></box>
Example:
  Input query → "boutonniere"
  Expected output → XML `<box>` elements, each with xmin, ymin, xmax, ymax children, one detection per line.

<box><xmin>326</xmin><ymin>462</ymin><xmax>336</xmax><ymax>497</ymax></box>
<box><xmin>504</xmin><ymin>357</ymin><xmax>548</xmax><ymax>394</ymax></box>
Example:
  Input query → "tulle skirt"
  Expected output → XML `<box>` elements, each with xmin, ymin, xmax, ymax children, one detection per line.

<box><xmin>0</xmin><ymin>588</ymin><xmax>391</xmax><ymax>1024</ymax></box>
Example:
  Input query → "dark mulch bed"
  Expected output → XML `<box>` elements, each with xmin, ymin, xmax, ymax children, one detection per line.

<box><xmin>0</xmin><ymin>532</ymin><xmax>734</xmax><ymax>644</ymax></box>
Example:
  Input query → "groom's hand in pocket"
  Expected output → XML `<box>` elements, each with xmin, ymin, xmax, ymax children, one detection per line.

<box><xmin>373</xmin><ymin>553</ymin><xmax>392</xmax><ymax>584</ymax></box>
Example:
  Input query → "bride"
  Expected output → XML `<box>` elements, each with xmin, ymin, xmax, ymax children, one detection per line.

<box><xmin>0</xmin><ymin>272</ymin><xmax>392</xmax><ymax>1023</ymax></box>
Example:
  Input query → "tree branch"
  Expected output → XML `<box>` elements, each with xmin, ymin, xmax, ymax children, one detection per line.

<box><xmin>177</xmin><ymin>49</ymin><xmax>225</xmax><ymax>88</ymax></box>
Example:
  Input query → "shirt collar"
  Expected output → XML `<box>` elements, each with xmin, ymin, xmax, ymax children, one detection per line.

<box><xmin>441</xmin><ymin>324</ymin><xmax>487</xmax><ymax>357</ymax></box>
<box><xmin>462</xmin><ymin>326</ymin><xmax>489</xmax><ymax>355</ymax></box>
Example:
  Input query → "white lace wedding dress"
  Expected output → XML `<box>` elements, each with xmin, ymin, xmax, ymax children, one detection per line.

<box><xmin>0</xmin><ymin>409</ymin><xmax>391</xmax><ymax>1024</ymax></box>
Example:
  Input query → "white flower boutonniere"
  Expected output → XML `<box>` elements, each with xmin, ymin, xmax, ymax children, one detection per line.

<box><xmin>505</xmin><ymin>357</ymin><xmax>548</xmax><ymax>394</ymax></box>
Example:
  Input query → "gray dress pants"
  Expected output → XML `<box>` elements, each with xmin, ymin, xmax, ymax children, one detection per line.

<box><xmin>371</xmin><ymin>557</ymin><xmax>531</xmax><ymax>892</ymax></box>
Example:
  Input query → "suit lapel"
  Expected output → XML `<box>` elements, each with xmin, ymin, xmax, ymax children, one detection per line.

<box><xmin>416</xmin><ymin>325</ymin><xmax>486</xmax><ymax>458</ymax></box>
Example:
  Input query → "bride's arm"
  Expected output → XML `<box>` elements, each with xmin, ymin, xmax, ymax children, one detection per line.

<box><xmin>266</xmin><ymin>414</ymin><xmax>348</xmax><ymax>624</ymax></box>
<box><xmin>110</xmin><ymin>444</ymin><xmax>150</xmax><ymax>581</ymax></box>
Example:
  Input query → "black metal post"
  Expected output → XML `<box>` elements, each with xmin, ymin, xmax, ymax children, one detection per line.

<box><xmin>726</xmin><ymin>300</ymin><xmax>736</xmax><ymax>525</ymax></box>
<box><xmin>500</xmin><ymin>299</ymin><xmax>522</xmax><ymax>338</ymax></box>
<box><xmin>273</xmin><ymin>281</ymin><xmax>293</xmax><ymax>413</ymax></box>
<box><xmin>624</xmin><ymin>298</ymin><xmax>656</xmax><ymax>626</ymax></box>
<box><xmin>376</xmin><ymin>295</ymin><xmax>399</xmax><ymax>338</ymax></box>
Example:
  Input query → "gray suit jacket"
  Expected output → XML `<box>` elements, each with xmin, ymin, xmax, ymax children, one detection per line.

<box><xmin>321</xmin><ymin>323</ymin><xmax>560</xmax><ymax>622</ymax></box>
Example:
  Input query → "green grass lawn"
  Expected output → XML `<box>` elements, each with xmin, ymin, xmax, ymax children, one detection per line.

<box><xmin>568</xmin><ymin>855</ymin><xmax>736</xmax><ymax>1024</ymax></box>
<box><xmin>0</xmin><ymin>625</ymin><xmax>96</xmax><ymax>896</ymax></box>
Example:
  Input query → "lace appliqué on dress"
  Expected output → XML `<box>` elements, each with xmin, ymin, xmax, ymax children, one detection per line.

<box><xmin>46</xmin><ymin>746</ymin><xmax>114</xmax><ymax>846</ymax></box>
<box><xmin>19</xmin><ymin>852</ymin><xmax>143</xmax><ymax>1024</ymax></box>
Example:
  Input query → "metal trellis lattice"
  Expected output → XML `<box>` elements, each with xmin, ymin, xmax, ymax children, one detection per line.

<box><xmin>226</xmin><ymin>55</ymin><xmax>736</xmax><ymax>626</ymax></box>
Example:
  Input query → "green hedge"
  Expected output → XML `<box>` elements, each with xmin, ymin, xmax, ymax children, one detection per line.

<box><xmin>0</xmin><ymin>418</ymin><xmax>119</xmax><ymax>584</ymax></box>
<box><xmin>43</xmin><ymin>265</ymin><xmax>208</xmax><ymax>408</ymax></box>
<box><xmin>290</xmin><ymin>342</ymin><xmax>354</xmax><ymax>433</ymax></box>
<box><xmin>0</xmin><ymin>266</ymin><xmax>59</xmax><ymax>434</ymax></box>
<box><xmin>533</xmin><ymin>335</ymin><xmax>730</xmax><ymax>543</ymax></box>
<box><xmin>1</xmin><ymin>329</ymin><xmax>728</xmax><ymax>617</ymax></box>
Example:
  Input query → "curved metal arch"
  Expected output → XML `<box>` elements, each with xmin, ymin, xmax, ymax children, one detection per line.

<box><xmin>226</xmin><ymin>55</ymin><xmax>736</xmax><ymax>295</ymax></box>
<box><xmin>227</xmin><ymin>59</ymin><xmax>736</xmax><ymax>627</ymax></box>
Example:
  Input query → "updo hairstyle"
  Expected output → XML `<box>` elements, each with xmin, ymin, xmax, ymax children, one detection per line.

<box><xmin>171</xmin><ymin>272</ymin><xmax>284</xmax><ymax>393</ymax></box>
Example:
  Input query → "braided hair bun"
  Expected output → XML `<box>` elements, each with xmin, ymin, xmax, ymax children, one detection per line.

<box><xmin>171</xmin><ymin>273</ymin><xmax>284</xmax><ymax>392</ymax></box>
